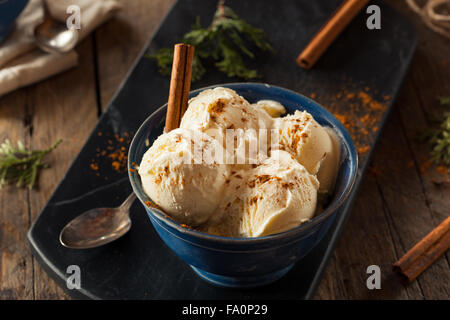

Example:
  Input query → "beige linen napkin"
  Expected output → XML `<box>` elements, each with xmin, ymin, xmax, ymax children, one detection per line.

<box><xmin>0</xmin><ymin>0</ymin><xmax>121</xmax><ymax>96</ymax></box>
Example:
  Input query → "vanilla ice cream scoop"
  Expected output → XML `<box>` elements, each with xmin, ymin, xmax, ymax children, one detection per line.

<box><xmin>181</xmin><ymin>87</ymin><xmax>274</xmax><ymax>166</ymax></box>
<box><xmin>138</xmin><ymin>128</ymin><xmax>230</xmax><ymax>226</ymax></box>
<box><xmin>207</xmin><ymin>150</ymin><xmax>319</xmax><ymax>237</ymax></box>
<box><xmin>240</xmin><ymin>150</ymin><xmax>319</xmax><ymax>237</ymax></box>
<box><xmin>275</xmin><ymin>110</ymin><xmax>340</xmax><ymax>193</ymax></box>
<box><xmin>180</xmin><ymin>87</ymin><xmax>273</xmax><ymax>140</ymax></box>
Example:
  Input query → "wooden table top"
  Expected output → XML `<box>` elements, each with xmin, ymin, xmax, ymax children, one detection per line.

<box><xmin>0</xmin><ymin>0</ymin><xmax>448</xmax><ymax>300</ymax></box>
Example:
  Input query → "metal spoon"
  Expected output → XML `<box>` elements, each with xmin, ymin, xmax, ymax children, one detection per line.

<box><xmin>34</xmin><ymin>0</ymin><xmax>79</xmax><ymax>54</ymax></box>
<box><xmin>59</xmin><ymin>193</ymin><xmax>136</xmax><ymax>249</ymax></box>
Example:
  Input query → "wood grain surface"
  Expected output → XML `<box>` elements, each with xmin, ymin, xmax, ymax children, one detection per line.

<box><xmin>0</xmin><ymin>0</ymin><xmax>448</xmax><ymax>300</ymax></box>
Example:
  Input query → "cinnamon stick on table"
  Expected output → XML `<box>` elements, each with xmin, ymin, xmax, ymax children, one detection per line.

<box><xmin>393</xmin><ymin>216</ymin><xmax>450</xmax><ymax>285</ymax></box>
<box><xmin>165</xmin><ymin>43</ymin><xmax>195</xmax><ymax>132</ymax></box>
<box><xmin>297</xmin><ymin>0</ymin><xmax>370</xmax><ymax>69</ymax></box>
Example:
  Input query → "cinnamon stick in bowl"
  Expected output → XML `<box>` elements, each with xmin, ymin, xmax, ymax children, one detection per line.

<box><xmin>165</xmin><ymin>43</ymin><xmax>195</xmax><ymax>132</ymax></box>
<box><xmin>393</xmin><ymin>216</ymin><xmax>450</xmax><ymax>284</ymax></box>
<box><xmin>297</xmin><ymin>0</ymin><xmax>370</xmax><ymax>69</ymax></box>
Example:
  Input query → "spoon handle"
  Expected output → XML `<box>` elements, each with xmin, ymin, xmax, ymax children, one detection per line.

<box><xmin>119</xmin><ymin>193</ymin><xmax>137</xmax><ymax>212</ymax></box>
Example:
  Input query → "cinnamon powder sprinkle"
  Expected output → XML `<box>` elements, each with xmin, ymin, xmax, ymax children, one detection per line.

<box><xmin>180</xmin><ymin>223</ymin><xmax>194</xmax><ymax>230</ymax></box>
<box><xmin>89</xmin><ymin>131</ymin><xmax>132</xmax><ymax>175</ymax></box>
<box><xmin>436</xmin><ymin>166</ymin><xmax>448</xmax><ymax>175</ymax></box>
<box><xmin>321</xmin><ymin>84</ymin><xmax>389</xmax><ymax>157</ymax></box>
<box><xmin>144</xmin><ymin>201</ymin><xmax>152</xmax><ymax>207</ymax></box>
<box><xmin>358</xmin><ymin>146</ymin><xmax>370</xmax><ymax>154</ymax></box>
<box><xmin>209</xmin><ymin>99</ymin><xmax>226</xmax><ymax>114</ymax></box>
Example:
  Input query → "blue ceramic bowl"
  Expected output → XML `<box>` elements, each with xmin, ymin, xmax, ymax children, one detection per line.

<box><xmin>128</xmin><ymin>83</ymin><xmax>358</xmax><ymax>288</ymax></box>
<box><xmin>0</xmin><ymin>0</ymin><xmax>29</xmax><ymax>44</ymax></box>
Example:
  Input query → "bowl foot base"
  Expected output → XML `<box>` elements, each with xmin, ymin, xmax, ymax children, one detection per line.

<box><xmin>190</xmin><ymin>263</ymin><xmax>295</xmax><ymax>288</ymax></box>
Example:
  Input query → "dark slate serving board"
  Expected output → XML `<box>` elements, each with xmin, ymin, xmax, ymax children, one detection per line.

<box><xmin>28</xmin><ymin>0</ymin><xmax>417</xmax><ymax>299</ymax></box>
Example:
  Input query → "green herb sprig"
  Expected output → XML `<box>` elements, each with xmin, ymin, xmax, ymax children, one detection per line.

<box><xmin>149</xmin><ymin>0</ymin><xmax>274</xmax><ymax>82</ymax></box>
<box><xmin>421</xmin><ymin>97</ymin><xmax>450</xmax><ymax>166</ymax></box>
<box><xmin>0</xmin><ymin>139</ymin><xmax>62</xmax><ymax>189</ymax></box>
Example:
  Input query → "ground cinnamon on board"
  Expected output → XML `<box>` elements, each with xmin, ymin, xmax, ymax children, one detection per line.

<box><xmin>90</xmin><ymin>132</ymin><xmax>132</xmax><ymax>177</ymax></box>
<box><xmin>321</xmin><ymin>84</ymin><xmax>448</xmax><ymax>180</ymax></box>
<box><xmin>317</xmin><ymin>85</ymin><xmax>389</xmax><ymax>155</ymax></box>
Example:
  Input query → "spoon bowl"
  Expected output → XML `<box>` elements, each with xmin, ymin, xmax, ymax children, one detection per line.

<box><xmin>34</xmin><ymin>2</ymin><xmax>78</xmax><ymax>54</ymax></box>
<box><xmin>59</xmin><ymin>193</ymin><xmax>136</xmax><ymax>249</ymax></box>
